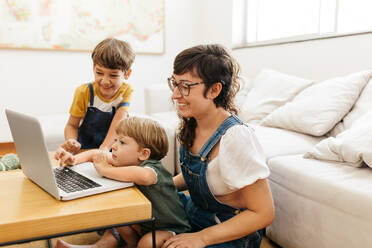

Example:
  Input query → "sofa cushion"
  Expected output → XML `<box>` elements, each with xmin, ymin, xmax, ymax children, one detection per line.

<box><xmin>268</xmin><ymin>154</ymin><xmax>372</xmax><ymax>222</ymax></box>
<box><xmin>331</xmin><ymin>77</ymin><xmax>372</xmax><ymax>136</ymax></box>
<box><xmin>304</xmin><ymin>111</ymin><xmax>372</xmax><ymax>168</ymax></box>
<box><xmin>239</xmin><ymin>69</ymin><xmax>313</xmax><ymax>124</ymax></box>
<box><xmin>249</xmin><ymin>124</ymin><xmax>323</xmax><ymax>160</ymax></box>
<box><xmin>261</xmin><ymin>70</ymin><xmax>372</xmax><ymax>136</ymax></box>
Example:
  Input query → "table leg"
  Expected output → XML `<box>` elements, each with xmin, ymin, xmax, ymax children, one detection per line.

<box><xmin>46</xmin><ymin>239</ymin><xmax>52</xmax><ymax>248</ymax></box>
<box><xmin>152</xmin><ymin>218</ymin><xmax>156</xmax><ymax>248</ymax></box>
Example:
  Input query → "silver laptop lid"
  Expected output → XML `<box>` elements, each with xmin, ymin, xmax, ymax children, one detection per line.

<box><xmin>5</xmin><ymin>109</ymin><xmax>60</xmax><ymax>199</ymax></box>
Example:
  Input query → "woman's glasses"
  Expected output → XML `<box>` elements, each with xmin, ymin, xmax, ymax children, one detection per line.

<box><xmin>167</xmin><ymin>77</ymin><xmax>204</xmax><ymax>96</ymax></box>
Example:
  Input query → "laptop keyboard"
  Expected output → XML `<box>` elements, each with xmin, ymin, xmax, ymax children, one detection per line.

<box><xmin>54</xmin><ymin>167</ymin><xmax>101</xmax><ymax>193</ymax></box>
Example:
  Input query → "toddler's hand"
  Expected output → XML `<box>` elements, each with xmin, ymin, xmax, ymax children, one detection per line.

<box><xmin>61</xmin><ymin>139</ymin><xmax>81</xmax><ymax>154</ymax></box>
<box><xmin>54</xmin><ymin>147</ymin><xmax>77</xmax><ymax>167</ymax></box>
<box><xmin>93</xmin><ymin>150</ymin><xmax>112</xmax><ymax>164</ymax></box>
<box><xmin>92</xmin><ymin>150</ymin><xmax>112</xmax><ymax>176</ymax></box>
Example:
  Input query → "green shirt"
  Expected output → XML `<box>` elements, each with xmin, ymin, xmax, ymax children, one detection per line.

<box><xmin>137</xmin><ymin>160</ymin><xmax>191</xmax><ymax>234</ymax></box>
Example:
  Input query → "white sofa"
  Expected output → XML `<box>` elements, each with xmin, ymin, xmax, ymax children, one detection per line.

<box><xmin>144</xmin><ymin>69</ymin><xmax>372</xmax><ymax>248</ymax></box>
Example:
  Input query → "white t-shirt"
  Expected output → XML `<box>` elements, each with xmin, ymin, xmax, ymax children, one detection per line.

<box><xmin>206</xmin><ymin>124</ymin><xmax>270</xmax><ymax>196</ymax></box>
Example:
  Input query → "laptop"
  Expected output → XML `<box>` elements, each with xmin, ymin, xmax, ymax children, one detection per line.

<box><xmin>5</xmin><ymin>109</ymin><xmax>134</xmax><ymax>201</ymax></box>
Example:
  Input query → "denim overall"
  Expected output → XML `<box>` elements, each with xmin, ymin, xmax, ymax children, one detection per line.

<box><xmin>179</xmin><ymin>114</ymin><xmax>263</xmax><ymax>248</ymax></box>
<box><xmin>77</xmin><ymin>83</ymin><xmax>128</xmax><ymax>149</ymax></box>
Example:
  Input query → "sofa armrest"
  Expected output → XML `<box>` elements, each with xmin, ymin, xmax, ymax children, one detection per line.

<box><xmin>149</xmin><ymin>111</ymin><xmax>180</xmax><ymax>175</ymax></box>
<box><xmin>144</xmin><ymin>85</ymin><xmax>175</xmax><ymax>115</ymax></box>
<box><xmin>38</xmin><ymin>114</ymin><xmax>68</xmax><ymax>151</ymax></box>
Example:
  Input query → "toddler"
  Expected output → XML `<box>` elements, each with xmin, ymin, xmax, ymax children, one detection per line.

<box><xmin>55</xmin><ymin>116</ymin><xmax>191</xmax><ymax>248</ymax></box>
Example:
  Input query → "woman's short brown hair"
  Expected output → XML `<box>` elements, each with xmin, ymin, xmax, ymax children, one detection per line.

<box><xmin>173</xmin><ymin>44</ymin><xmax>241</xmax><ymax>148</ymax></box>
<box><xmin>115</xmin><ymin>116</ymin><xmax>168</xmax><ymax>160</ymax></box>
<box><xmin>92</xmin><ymin>38</ymin><xmax>136</xmax><ymax>72</ymax></box>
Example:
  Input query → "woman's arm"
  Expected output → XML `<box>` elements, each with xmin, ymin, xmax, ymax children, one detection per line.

<box><xmin>100</xmin><ymin>108</ymin><xmax>128</xmax><ymax>150</ymax></box>
<box><xmin>163</xmin><ymin>179</ymin><xmax>274</xmax><ymax>248</ymax></box>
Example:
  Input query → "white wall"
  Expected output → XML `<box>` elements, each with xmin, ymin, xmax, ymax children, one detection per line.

<box><xmin>3</xmin><ymin>0</ymin><xmax>371</xmax><ymax>142</ymax></box>
<box><xmin>233</xmin><ymin>34</ymin><xmax>372</xmax><ymax>81</ymax></box>
<box><xmin>0</xmin><ymin>0</ymin><xmax>209</xmax><ymax>142</ymax></box>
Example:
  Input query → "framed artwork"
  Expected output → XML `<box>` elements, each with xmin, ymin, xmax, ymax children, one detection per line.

<box><xmin>0</xmin><ymin>0</ymin><xmax>165</xmax><ymax>54</ymax></box>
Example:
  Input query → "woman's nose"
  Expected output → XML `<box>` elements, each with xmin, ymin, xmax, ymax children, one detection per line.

<box><xmin>171</xmin><ymin>86</ymin><xmax>182</xmax><ymax>99</ymax></box>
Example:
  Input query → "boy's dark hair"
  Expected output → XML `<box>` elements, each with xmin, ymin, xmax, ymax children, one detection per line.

<box><xmin>173</xmin><ymin>44</ymin><xmax>241</xmax><ymax>148</ymax></box>
<box><xmin>116</xmin><ymin>116</ymin><xmax>168</xmax><ymax>161</ymax></box>
<box><xmin>92</xmin><ymin>38</ymin><xmax>136</xmax><ymax>72</ymax></box>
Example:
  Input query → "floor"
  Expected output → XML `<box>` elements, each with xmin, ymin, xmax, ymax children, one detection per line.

<box><xmin>4</xmin><ymin>233</ymin><xmax>280</xmax><ymax>248</ymax></box>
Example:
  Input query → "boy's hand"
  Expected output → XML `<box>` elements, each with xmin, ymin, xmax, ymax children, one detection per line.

<box><xmin>93</xmin><ymin>150</ymin><xmax>113</xmax><ymax>164</ymax></box>
<box><xmin>61</xmin><ymin>139</ymin><xmax>81</xmax><ymax>154</ymax></box>
<box><xmin>92</xmin><ymin>150</ymin><xmax>113</xmax><ymax>176</ymax></box>
<box><xmin>54</xmin><ymin>147</ymin><xmax>77</xmax><ymax>167</ymax></box>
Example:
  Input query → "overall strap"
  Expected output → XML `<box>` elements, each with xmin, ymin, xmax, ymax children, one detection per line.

<box><xmin>117</xmin><ymin>102</ymin><xmax>130</xmax><ymax>108</ymax></box>
<box><xmin>88</xmin><ymin>83</ymin><xmax>94</xmax><ymax>107</ymax></box>
<box><xmin>199</xmin><ymin>114</ymin><xmax>242</xmax><ymax>161</ymax></box>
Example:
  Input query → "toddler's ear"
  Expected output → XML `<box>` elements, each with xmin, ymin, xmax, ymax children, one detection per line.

<box><xmin>138</xmin><ymin>148</ymin><xmax>151</xmax><ymax>161</ymax></box>
<box><xmin>124</xmin><ymin>69</ymin><xmax>132</xmax><ymax>79</ymax></box>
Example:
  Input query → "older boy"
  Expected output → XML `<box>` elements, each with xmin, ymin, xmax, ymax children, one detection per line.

<box><xmin>61</xmin><ymin>38</ymin><xmax>135</xmax><ymax>153</ymax></box>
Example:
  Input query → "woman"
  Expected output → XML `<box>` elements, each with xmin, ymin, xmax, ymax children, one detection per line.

<box><xmin>163</xmin><ymin>44</ymin><xmax>274</xmax><ymax>248</ymax></box>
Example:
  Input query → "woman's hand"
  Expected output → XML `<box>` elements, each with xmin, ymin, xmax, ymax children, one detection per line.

<box><xmin>54</xmin><ymin>147</ymin><xmax>76</xmax><ymax>166</ymax></box>
<box><xmin>162</xmin><ymin>232</ymin><xmax>207</xmax><ymax>248</ymax></box>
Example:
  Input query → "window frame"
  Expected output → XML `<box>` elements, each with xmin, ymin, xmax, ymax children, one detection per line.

<box><xmin>232</xmin><ymin>0</ymin><xmax>372</xmax><ymax>49</ymax></box>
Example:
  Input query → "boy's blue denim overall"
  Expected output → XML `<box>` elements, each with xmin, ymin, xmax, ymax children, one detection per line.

<box><xmin>77</xmin><ymin>83</ymin><xmax>127</xmax><ymax>149</ymax></box>
<box><xmin>179</xmin><ymin>114</ymin><xmax>263</xmax><ymax>248</ymax></box>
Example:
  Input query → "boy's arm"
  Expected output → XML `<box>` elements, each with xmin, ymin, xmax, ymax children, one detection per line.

<box><xmin>62</xmin><ymin>115</ymin><xmax>82</xmax><ymax>153</ymax></box>
<box><xmin>55</xmin><ymin>148</ymin><xmax>99</xmax><ymax>166</ymax></box>
<box><xmin>73</xmin><ymin>149</ymin><xmax>100</xmax><ymax>164</ymax></box>
<box><xmin>173</xmin><ymin>173</ymin><xmax>187</xmax><ymax>191</ymax></box>
<box><xmin>94</xmin><ymin>161</ymin><xmax>157</xmax><ymax>186</ymax></box>
<box><xmin>99</xmin><ymin>108</ymin><xmax>128</xmax><ymax>150</ymax></box>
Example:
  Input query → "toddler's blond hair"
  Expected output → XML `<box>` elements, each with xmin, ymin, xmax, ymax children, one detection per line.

<box><xmin>116</xmin><ymin>117</ymin><xmax>168</xmax><ymax>160</ymax></box>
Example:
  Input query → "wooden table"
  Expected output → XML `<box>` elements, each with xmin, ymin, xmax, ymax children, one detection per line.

<box><xmin>0</xmin><ymin>153</ymin><xmax>153</xmax><ymax>247</ymax></box>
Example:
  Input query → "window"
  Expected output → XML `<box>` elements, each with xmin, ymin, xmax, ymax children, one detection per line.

<box><xmin>233</xmin><ymin>0</ymin><xmax>372</xmax><ymax>47</ymax></box>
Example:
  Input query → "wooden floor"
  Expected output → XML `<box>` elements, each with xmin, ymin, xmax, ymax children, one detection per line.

<box><xmin>3</xmin><ymin>233</ymin><xmax>280</xmax><ymax>248</ymax></box>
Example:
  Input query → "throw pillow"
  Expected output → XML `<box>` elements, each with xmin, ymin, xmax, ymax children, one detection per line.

<box><xmin>238</xmin><ymin>69</ymin><xmax>313</xmax><ymax>124</ymax></box>
<box><xmin>330</xmin><ymin>77</ymin><xmax>372</xmax><ymax>136</ymax></box>
<box><xmin>304</xmin><ymin>111</ymin><xmax>372</xmax><ymax>168</ymax></box>
<box><xmin>261</xmin><ymin>70</ymin><xmax>372</xmax><ymax>136</ymax></box>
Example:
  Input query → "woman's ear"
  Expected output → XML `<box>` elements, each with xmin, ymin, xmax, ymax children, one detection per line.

<box><xmin>208</xmin><ymin>82</ymin><xmax>223</xmax><ymax>99</ymax></box>
<box><xmin>124</xmin><ymin>69</ymin><xmax>132</xmax><ymax>80</ymax></box>
<box><xmin>138</xmin><ymin>147</ymin><xmax>151</xmax><ymax>161</ymax></box>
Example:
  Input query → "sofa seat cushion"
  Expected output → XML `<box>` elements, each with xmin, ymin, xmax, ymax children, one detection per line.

<box><xmin>268</xmin><ymin>154</ymin><xmax>372</xmax><ymax>221</ymax></box>
<box><xmin>250</xmin><ymin>124</ymin><xmax>323</xmax><ymax>160</ymax></box>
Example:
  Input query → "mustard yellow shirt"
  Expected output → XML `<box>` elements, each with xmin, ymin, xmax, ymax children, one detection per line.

<box><xmin>69</xmin><ymin>82</ymin><xmax>133</xmax><ymax>118</ymax></box>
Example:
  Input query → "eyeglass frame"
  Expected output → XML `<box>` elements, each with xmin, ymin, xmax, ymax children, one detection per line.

<box><xmin>167</xmin><ymin>77</ymin><xmax>205</xmax><ymax>96</ymax></box>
